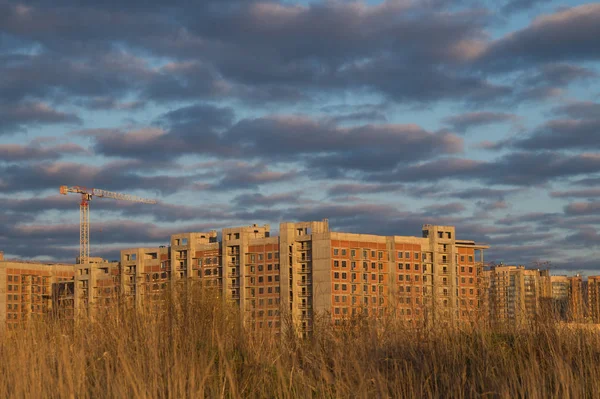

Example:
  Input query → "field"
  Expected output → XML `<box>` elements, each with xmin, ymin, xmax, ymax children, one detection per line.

<box><xmin>1</xmin><ymin>290</ymin><xmax>599</xmax><ymax>398</ymax></box>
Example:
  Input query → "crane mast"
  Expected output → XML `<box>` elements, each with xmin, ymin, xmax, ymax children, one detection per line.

<box><xmin>60</xmin><ymin>185</ymin><xmax>156</xmax><ymax>264</ymax></box>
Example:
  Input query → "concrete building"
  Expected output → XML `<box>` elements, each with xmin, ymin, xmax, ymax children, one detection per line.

<box><xmin>116</xmin><ymin>221</ymin><xmax>488</xmax><ymax>336</ymax></box>
<box><xmin>587</xmin><ymin>276</ymin><xmax>600</xmax><ymax>323</ymax></box>
<box><xmin>486</xmin><ymin>265</ymin><xmax>551</xmax><ymax>327</ymax></box>
<box><xmin>0</xmin><ymin>254</ymin><xmax>75</xmax><ymax>329</ymax></box>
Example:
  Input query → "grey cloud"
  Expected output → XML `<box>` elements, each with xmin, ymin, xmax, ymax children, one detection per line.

<box><xmin>501</xmin><ymin>0</ymin><xmax>551</xmax><ymax>15</ymax></box>
<box><xmin>232</xmin><ymin>192</ymin><xmax>304</xmax><ymax>208</ymax></box>
<box><xmin>0</xmin><ymin>101</ymin><xmax>81</xmax><ymax>135</ymax></box>
<box><xmin>550</xmin><ymin>189</ymin><xmax>600</xmax><ymax>199</ymax></box>
<box><xmin>368</xmin><ymin>151</ymin><xmax>600</xmax><ymax>186</ymax></box>
<box><xmin>565</xmin><ymin>227</ymin><xmax>600</xmax><ymax>248</ymax></box>
<box><xmin>442</xmin><ymin>111</ymin><xmax>518</xmax><ymax>133</ymax></box>
<box><xmin>553</xmin><ymin>101</ymin><xmax>600</xmax><ymax>119</ymax></box>
<box><xmin>84</xmin><ymin>110</ymin><xmax>464</xmax><ymax>174</ymax></box>
<box><xmin>481</xmin><ymin>4</ymin><xmax>600</xmax><ymax>69</ymax></box>
<box><xmin>79</xmin><ymin>97</ymin><xmax>146</xmax><ymax>111</ymax></box>
<box><xmin>564</xmin><ymin>201</ymin><xmax>600</xmax><ymax>216</ymax></box>
<box><xmin>422</xmin><ymin>202</ymin><xmax>466</xmax><ymax>216</ymax></box>
<box><xmin>514</xmin><ymin>119</ymin><xmax>600</xmax><ymax>151</ymax></box>
<box><xmin>522</xmin><ymin>64</ymin><xmax>597</xmax><ymax>87</ymax></box>
<box><xmin>327</xmin><ymin>183</ymin><xmax>404</xmax><ymax>197</ymax></box>
<box><xmin>0</xmin><ymin>160</ymin><xmax>191</xmax><ymax>195</ymax></box>
<box><xmin>0</xmin><ymin>141</ymin><xmax>87</xmax><ymax>162</ymax></box>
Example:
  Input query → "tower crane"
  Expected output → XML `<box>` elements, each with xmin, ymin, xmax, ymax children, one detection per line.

<box><xmin>59</xmin><ymin>185</ymin><xmax>157</xmax><ymax>264</ymax></box>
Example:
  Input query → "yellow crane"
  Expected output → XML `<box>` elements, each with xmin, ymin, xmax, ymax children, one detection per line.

<box><xmin>59</xmin><ymin>185</ymin><xmax>157</xmax><ymax>264</ymax></box>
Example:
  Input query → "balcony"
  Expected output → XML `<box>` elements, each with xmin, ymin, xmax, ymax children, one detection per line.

<box><xmin>297</xmin><ymin>280</ymin><xmax>312</xmax><ymax>286</ymax></box>
<box><xmin>297</xmin><ymin>268</ymin><xmax>310</xmax><ymax>274</ymax></box>
<box><xmin>298</xmin><ymin>291</ymin><xmax>310</xmax><ymax>297</ymax></box>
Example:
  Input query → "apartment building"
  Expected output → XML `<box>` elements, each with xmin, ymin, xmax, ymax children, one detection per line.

<box><xmin>0</xmin><ymin>253</ymin><xmax>75</xmax><ymax>329</ymax></box>
<box><xmin>120</xmin><ymin>246</ymin><xmax>172</xmax><ymax>309</ymax></box>
<box><xmin>486</xmin><ymin>266</ymin><xmax>551</xmax><ymax>327</ymax></box>
<box><xmin>588</xmin><ymin>276</ymin><xmax>600</xmax><ymax>323</ymax></box>
<box><xmin>114</xmin><ymin>221</ymin><xmax>488</xmax><ymax>335</ymax></box>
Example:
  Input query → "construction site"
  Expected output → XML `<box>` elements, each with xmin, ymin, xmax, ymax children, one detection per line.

<box><xmin>1</xmin><ymin>186</ymin><xmax>599</xmax><ymax>333</ymax></box>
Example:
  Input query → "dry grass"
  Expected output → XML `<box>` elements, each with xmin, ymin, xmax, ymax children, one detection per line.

<box><xmin>1</xmin><ymin>289</ymin><xmax>599</xmax><ymax>398</ymax></box>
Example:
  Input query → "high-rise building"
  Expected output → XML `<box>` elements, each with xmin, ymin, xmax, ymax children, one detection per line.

<box><xmin>115</xmin><ymin>221</ymin><xmax>488</xmax><ymax>335</ymax></box>
<box><xmin>587</xmin><ymin>276</ymin><xmax>600</xmax><ymax>323</ymax></box>
<box><xmin>486</xmin><ymin>266</ymin><xmax>551</xmax><ymax>327</ymax></box>
<box><xmin>0</xmin><ymin>258</ymin><xmax>74</xmax><ymax>329</ymax></box>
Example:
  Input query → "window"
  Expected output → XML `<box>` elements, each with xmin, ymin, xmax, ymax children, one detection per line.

<box><xmin>351</xmin><ymin>249</ymin><xmax>356</xmax><ymax>257</ymax></box>
<box><xmin>341</xmin><ymin>272</ymin><xmax>347</xmax><ymax>279</ymax></box>
<box><xmin>258</xmin><ymin>254</ymin><xmax>263</xmax><ymax>261</ymax></box>
<box><xmin>258</xmin><ymin>265</ymin><xmax>263</xmax><ymax>272</ymax></box>
<box><xmin>181</xmin><ymin>238</ymin><xmax>188</xmax><ymax>245</ymax></box>
<box><xmin>414</xmin><ymin>252</ymin><xmax>419</xmax><ymax>259</ymax></box>
<box><xmin>334</xmin><ymin>248</ymin><xmax>339</xmax><ymax>256</ymax></box>
<box><xmin>334</xmin><ymin>283</ymin><xmax>340</xmax><ymax>290</ymax></box>
<box><xmin>341</xmin><ymin>284</ymin><xmax>347</xmax><ymax>291</ymax></box>
<box><xmin>371</xmin><ymin>262</ymin><xmax>376</xmax><ymax>269</ymax></box>
<box><xmin>468</xmin><ymin>256</ymin><xmax>474</xmax><ymax>262</ymax></box>
<box><xmin>398</xmin><ymin>263</ymin><xmax>403</xmax><ymax>270</ymax></box>
<box><xmin>334</xmin><ymin>260</ymin><xmax>339</xmax><ymax>267</ymax></box>
<box><xmin>398</xmin><ymin>252</ymin><xmax>403</xmax><ymax>259</ymax></box>
<box><xmin>414</xmin><ymin>264</ymin><xmax>419</xmax><ymax>271</ymax></box>
<box><xmin>371</xmin><ymin>250</ymin><xmax>376</xmax><ymax>258</ymax></box>
<box><xmin>267</xmin><ymin>264</ymin><xmax>272</xmax><ymax>271</ymax></box>
<box><xmin>378</xmin><ymin>251</ymin><xmax>383</xmax><ymax>259</ymax></box>
<box><xmin>341</xmin><ymin>261</ymin><xmax>347</xmax><ymax>268</ymax></box>
<box><xmin>341</xmin><ymin>249</ymin><xmax>347</xmax><ymax>256</ymax></box>
<box><xmin>405</xmin><ymin>252</ymin><xmax>410</xmax><ymax>258</ymax></box>
<box><xmin>334</xmin><ymin>272</ymin><xmax>340</xmax><ymax>279</ymax></box>
<box><xmin>398</xmin><ymin>275</ymin><xmax>404</xmax><ymax>281</ymax></box>
<box><xmin>460</xmin><ymin>255</ymin><xmax>465</xmax><ymax>262</ymax></box>
<box><xmin>335</xmin><ymin>296</ymin><xmax>340</xmax><ymax>302</ymax></box>
<box><xmin>267</xmin><ymin>253</ymin><xmax>273</xmax><ymax>260</ymax></box>
<box><xmin>406</xmin><ymin>264</ymin><xmax>411</xmax><ymax>271</ymax></box>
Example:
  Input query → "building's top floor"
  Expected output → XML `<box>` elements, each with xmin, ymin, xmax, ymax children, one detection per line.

<box><xmin>223</xmin><ymin>224</ymin><xmax>271</xmax><ymax>241</ymax></box>
<box><xmin>171</xmin><ymin>231</ymin><xmax>218</xmax><ymax>247</ymax></box>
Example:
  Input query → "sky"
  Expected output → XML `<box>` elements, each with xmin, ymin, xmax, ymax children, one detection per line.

<box><xmin>0</xmin><ymin>0</ymin><xmax>599</xmax><ymax>275</ymax></box>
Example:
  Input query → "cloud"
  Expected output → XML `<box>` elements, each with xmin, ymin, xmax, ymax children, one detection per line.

<box><xmin>550</xmin><ymin>189</ymin><xmax>600</xmax><ymax>199</ymax></box>
<box><xmin>0</xmin><ymin>141</ymin><xmax>87</xmax><ymax>162</ymax></box>
<box><xmin>553</xmin><ymin>101</ymin><xmax>600</xmax><ymax>119</ymax></box>
<box><xmin>367</xmin><ymin>151</ymin><xmax>600</xmax><ymax>186</ymax></box>
<box><xmin>481</xmin><ymin>4</ymin><xmax>600</xmax><ymax>69</ymax></box>
<box><xmin>514</xmin><ymin>119</ymin><xmax>600</xmax><ymax>151</ymax></box>
<box><xmin>0</xmin><ymin>101</ymin><xmax>81</xmax><ymax>135</ymax></box>
<box><xmin>442</xmin><ymin>111</ymin><xmax>518</xmax><ymax>133</ymax></box>
<box><xmin>422</xmin><ymin>202</ymin><xmax>466</xmax><ymax>216</ymax></box>
<box><xmin>565</xmin><ymin>227</ymin><xmax>600</xmax><ymax>248</ymax></box>
<box><xmin>564</xmin><ymin>201</ymin><xmax>600</xmax><ymax>216</ymax></box>
<box><xmin>501</xmin><ymin>0</ymin><xmax>552</xmax><ymax>15</ymax></box>
<box><xmin>327</xmin><ymin>183</ymin><xmax>404</xmax><ymax>197</ymax></box>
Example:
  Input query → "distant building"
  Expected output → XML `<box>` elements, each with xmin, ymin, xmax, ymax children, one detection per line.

<box><xmin>118</xmin><ymin>221</ymin><xmax>488</xmax><ymax>336</ymax></box>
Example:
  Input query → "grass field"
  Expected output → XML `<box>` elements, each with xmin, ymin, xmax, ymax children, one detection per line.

<box><xmin>1</xmin><ymin>289</ymin><xmax>599</xmax><ymax>398</ymax></box>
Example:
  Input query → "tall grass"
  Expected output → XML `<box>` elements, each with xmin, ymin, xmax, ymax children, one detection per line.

<box><xmin>1</xmin><ymin>288</ymin><xmax>599</xmax><ymax>398</ymax></box>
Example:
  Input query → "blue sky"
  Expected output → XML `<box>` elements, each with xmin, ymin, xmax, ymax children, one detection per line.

<box><xmin>1</xmin><ymin>0</ymin><xmax>599</xmax><ymax>275</ymax></box>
